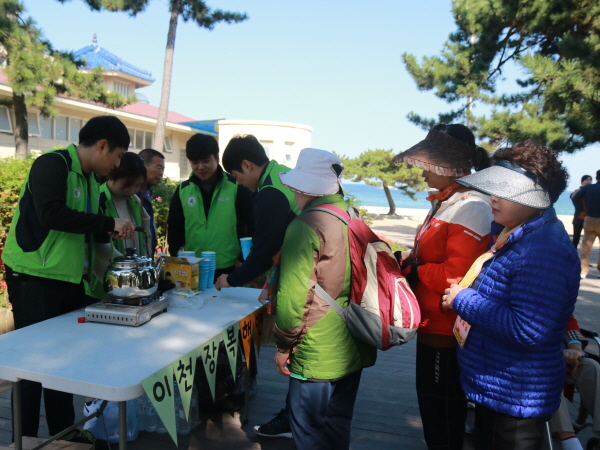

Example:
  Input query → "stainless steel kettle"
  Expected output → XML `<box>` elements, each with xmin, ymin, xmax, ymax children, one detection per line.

<box><xmin>103</xmin><ymin>228</ymin><xmax>164</xmax><ymax>300</ymax></box>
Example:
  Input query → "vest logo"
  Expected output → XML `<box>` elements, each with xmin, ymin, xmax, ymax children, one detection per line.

<box><xmin>218</xmin><ymin>197</ymin><xmax>230</xmax><ymax>202</ymax></box>
<box><xmin>187</xmin><ymin>196</ymin><xmax>196</xmax><ymax>206</ymax></box>
<box><xmin>74</xmin><ymin>187</ymin><xmax>82</xmax><ymax>200</ymax></box>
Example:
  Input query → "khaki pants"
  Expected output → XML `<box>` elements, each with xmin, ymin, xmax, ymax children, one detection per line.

<box><xmin>580</xmin><ymin>216</ymin><xmax>600</xmax><ymax>277</ymax></box>
<box><xmin>549</xmin><ymin>357</ymin><xmax>600</xmax><ymax>435</ymax></box>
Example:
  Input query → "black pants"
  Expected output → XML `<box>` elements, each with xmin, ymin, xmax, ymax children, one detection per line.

<box><xmin>474</xmin><ymin>403</ymin><xmax>548</xmax><ymax>450</ymax></box>
<box><xmin>6</xmin><ymin>267</ymin><xmax>85</xmax><ymax>437</ymax></box>
<box><xmin>416</xmin><ymin>340</ymin><xmax>467</xmax><ymax>450</ymax></box>
<box><xmin>573</xmin><ymin>221</ymin><xmax>584</xmax><ymax>248</ymax></box>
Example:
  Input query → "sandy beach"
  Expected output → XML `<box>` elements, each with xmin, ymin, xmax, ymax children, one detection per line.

<box><xmin>364</xmin><ymin>205</ymin><xmax>592</xmax><ymax>249</ymax></box>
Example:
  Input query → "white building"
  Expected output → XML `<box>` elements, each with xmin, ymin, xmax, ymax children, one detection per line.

<box><xmin>0</xmin><ymin>39</ymin><xmax>312</xmax><ymax>179</ymax></box>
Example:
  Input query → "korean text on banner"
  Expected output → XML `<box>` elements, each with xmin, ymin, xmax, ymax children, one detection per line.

<box><xmin>200</xmin><ymin>335</ymin><xmax>221</xmax><ymax>401</ymax></box>
<box><xmin>239</xmin><ymin>316</ymin><xmax>253</xmax><ymax>369</ymax></box>
<box><xmin>222</xmin><ymin>322</ymin><xmax>239</xmax><ymax>379</ymax></box>
<box><xmin>141</xmin><ymin>364</ymin><xmax>177</xmax><ymax>446</ymax></box>
<box><xmin>173</xmin><ymin>349</ymin><xmax>196</xmax><ymax>421</ymax></box>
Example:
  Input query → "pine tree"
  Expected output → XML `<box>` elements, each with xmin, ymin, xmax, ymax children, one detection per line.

<box><xmin>402</xmin><ymin>0</ymin><xmax>600</xmax><ymax>153</ymax></box>
<box><xmin>340</xmin><ymin>149</ymin><xmax>426</xmax><ymax>216</ymax></box>
<box><xmin>0</xmin><ymin>0</ymin><xmax>128</xmax><ymax>158</ymax></box>
<box><xmin>67</xmin><ymin>0</ymin><xmax>248</xmax><ymax>152</ymax></box>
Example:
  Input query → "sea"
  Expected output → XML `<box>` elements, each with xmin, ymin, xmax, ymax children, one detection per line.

<box><xmin>343</xmin><ymin>182</ymin><xmax>576</xmax><ymax>216</ymax></box>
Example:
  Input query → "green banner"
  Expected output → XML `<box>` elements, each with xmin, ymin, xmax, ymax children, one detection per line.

<box><xmin>141</xmin><ymin>364</ymin><xmax>177</xmax><ymax>446</ymax></box>
<box><xmin>222</xmin><ymin>323</ymin><xmax>239</xmax><ymax>380</ymax></box>
<box><xmin>200</xmin><ymin>335</ymin><xmax>221</xmax><ymax>401</ymax></box>
<box><xmin>173</xmin><ymin>349</ymin><xmax>196</xmax><ymax>420</ymax></box>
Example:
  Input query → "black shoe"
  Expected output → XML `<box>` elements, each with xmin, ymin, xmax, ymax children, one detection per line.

<box><xmin>253</xmin><ymin>408</ymin><xmax>292</xmax><ymax>438</ymax></box>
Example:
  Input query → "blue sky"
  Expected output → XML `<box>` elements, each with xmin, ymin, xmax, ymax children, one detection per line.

<box><xmin>27</xmin><ymin>0</ymin><xmax>598</xmax><ymax>189</ymax></box>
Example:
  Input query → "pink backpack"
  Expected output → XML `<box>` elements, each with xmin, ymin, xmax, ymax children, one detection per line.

<box><xmin>311</xmin><ymin>204</ymin><xmax>420</xmax><ymax>350</ymax></box>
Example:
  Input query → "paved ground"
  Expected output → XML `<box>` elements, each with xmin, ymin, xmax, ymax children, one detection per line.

<box><xmin>0</xmin><ymin>216</ymin><xmax>598</xmax><ymax>450</ymax></box>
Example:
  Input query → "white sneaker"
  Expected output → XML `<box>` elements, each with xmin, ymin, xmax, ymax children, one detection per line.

<box><xmin>83</xmin><ymin>398</ymin><xmax>103</xmax><ymax>430</ymax></box>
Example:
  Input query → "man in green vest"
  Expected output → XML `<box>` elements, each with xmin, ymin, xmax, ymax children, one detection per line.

<box><xmin>167</xmin><ymin>133</ymin><xmax>253</xmax><ymax>277</ymax></box>
<box><xmin>2</xmin><ymin>115</ymin><xmax>135</xmax><ymax>439</ymax></box>
<box><xmin>215</xmin><ymin>134</ymin><xmax>300</xmax><ymax>289</ymax></box>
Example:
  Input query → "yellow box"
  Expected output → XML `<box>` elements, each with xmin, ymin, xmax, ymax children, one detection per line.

<box><xmin>163</xmin><ymin>256</ymin><xmax>200</xmax><ymax>292</ymax></box>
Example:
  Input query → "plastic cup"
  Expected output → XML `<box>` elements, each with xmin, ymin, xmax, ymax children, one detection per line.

<box><xmin>240</xmin><ymin>238</ymin><xmax>252</xmax><ymax>260</ymax></box>
<box><xmin>178</xmin><ymin>250</ymin><xmax>196</xmax><ymax>258</ymax></box>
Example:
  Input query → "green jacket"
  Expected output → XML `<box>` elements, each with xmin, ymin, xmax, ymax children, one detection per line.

<box><xmin>274</xmin><ymin>194</ymin><xmax>376</xmax><ymax>380</ymax></box>
<box><xmin>3</xmin><ymin>144</ymin><xmax>102</xmax><ymax>284</ymax></box>
<box><xmin>178</xmin><ymin>173</ymin><xmax>239</xmax><ymax>268</ymax></box>
<box><xmin>258</xmin><ymin>160</ymin><xmax>301</xmax><ymax>216</ymax></box>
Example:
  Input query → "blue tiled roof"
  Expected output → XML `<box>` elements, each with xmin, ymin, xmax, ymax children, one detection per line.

<box><xmin>73</xmin><ymin>45</ymin><xmax>155</xmax><ymax>82</ymax></box>
<box><xmin>181</xmin><ymin>120</ymin><xmax>222</xmax><ymax>136</ymax></box>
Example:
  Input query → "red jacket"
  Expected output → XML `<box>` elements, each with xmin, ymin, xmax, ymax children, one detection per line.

<box><xmin>413</xmin><ymin>190</ymin><xmax>492</xmax><ymax>335</ymax></box>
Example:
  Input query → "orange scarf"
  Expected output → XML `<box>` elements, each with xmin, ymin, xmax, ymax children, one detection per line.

<box><xmin>426</xmin><ymin>180</ymin><xmax>467</xmax><ymax>202</ymax></box>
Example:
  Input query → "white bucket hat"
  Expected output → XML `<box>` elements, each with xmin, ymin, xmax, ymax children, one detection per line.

<box><xmin>279</xmin><ymin>148</ymin><xmax>344</xmax><ymax>197</ymax></box>
<box><xmin>456</xmin><ymin>159</ymin><xmax>551</xmax><ymax>209</ymax></box>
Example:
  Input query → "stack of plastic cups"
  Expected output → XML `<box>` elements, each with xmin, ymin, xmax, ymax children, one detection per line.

<box><xmin>201</xmin><ymin>251</ymin><xmax>216</xmax><ymax>288</ymax></box>
<box><xmin>198</xmin><ymin>259</ymin><xmax>210</xmax><ymax>291</ymax></box>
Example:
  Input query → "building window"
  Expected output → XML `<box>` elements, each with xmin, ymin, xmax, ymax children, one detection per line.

<box><xmin>0</xmin><ymin>106</ymin><xmax>12</xmax><ymax>133</ymax></box>
<box><xmin>260</xmin><ymin>140</ymin><xmax>273</xmax><ymax>159</ymax></box>
<box><xmin>179</xmin><ymin>149</ymin><xmax>189</xmax><ymax>180</ymax></box>
<box><xmin>69</xmin><ymin>118</ymin><xmax>82</xmax><ymax>142</ymax></box>
<box><xmin>28</xmin><ymin>113</ymin><xmax>40</xmax><ymax>136</ymax></box>
<box><xmin>55</xmin><ymin>116</ymin><xmax>68</xmax><ymax>141</ymax></box>
<box><xmin>130</xmin><ymin>128</ymin><xmax>154</xmax><ymax>150</ymax></box>
<box><xmin>285</xmin><ymin>154</ymin><xmax>292</xmax><ymax>162</ymax></box>
<box><xmin>40</xmin><ymin>115</ymin><xmax>54</xmax><ymax>139</ymax></box>
<box><xmin>114</xmin><ymin>81</ymin><xmax>130</xmax><ymax>97</ymax></box>
<box><xmin>164</xmin><ymin>136</ymin><xmax>172</xmax><ymax>152</ymax></box>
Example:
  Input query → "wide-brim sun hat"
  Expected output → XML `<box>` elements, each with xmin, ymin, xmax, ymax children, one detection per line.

<box><xmin>392</xmin><ymin>129</ymin><xmax>477</xmax><ymax>177</ymax></box>
<box><xmin>279</xmin><ymin>148</ymin><xmax>344</xmax><ymax>197</ymax></box>
<box><xmin>455</xmin><ymin>159</ymin><xmax>551</xmax><ymax>209</ymax></box>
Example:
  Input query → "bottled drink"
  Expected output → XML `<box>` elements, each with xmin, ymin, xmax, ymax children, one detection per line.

<box><xmin>156</xmin><ymin>415</ymin><xmax>167</xmax><ymax>434</ymax></box>
<box><xmin>137</xmin><ymin>395</ymin><xmax>146</xmax><ymax>432</ymax></box>
<box><xmin>145</xmin><ymin>405</ymin><xmax>157</xmax><ymax>433</ymax></box>
<box><xmin>189</xmin><ymin>384</ymin><xmax>201</xmax><ymax>429</ymax></box>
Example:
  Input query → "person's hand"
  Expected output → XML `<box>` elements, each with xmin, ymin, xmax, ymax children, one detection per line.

<box><xmin>442</xmin><ymin>284</ymin><xmax>464</xmax><ymax>310</ymax></box>
<box><xmin>564</xmin><ymin>345</ymin><xmax>585</xmax><ymax>375</ymax></box>
<box><xmin>113</xmin><ymin>218</ymin><xmax>135</xmax><ymax>240</ymax></box>
<box><xmin>274</xmin><ymin>349</ymin><xmax>291</xmax><ymax>376</ymax></box>
<box><xmin>214</xmin><ymin>274</ymin><xmax>231</xmax><ymax>291</ymax></box>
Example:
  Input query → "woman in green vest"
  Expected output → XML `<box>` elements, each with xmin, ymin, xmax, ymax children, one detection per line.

<box><xmin>88</xmin><ymin>152</ymin><xmax>151</xmax><ymax>299</ymax></box>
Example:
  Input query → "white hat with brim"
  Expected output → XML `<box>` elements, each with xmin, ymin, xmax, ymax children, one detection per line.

<box><xmin>456</xmin><ymin>159</ymin><xmax>551</xmax><ymax>209</ymax></box>
<box><xmin>279</xmin><ymin>148</ymin><xmax>344</xmax><ymax>197</ymax></box>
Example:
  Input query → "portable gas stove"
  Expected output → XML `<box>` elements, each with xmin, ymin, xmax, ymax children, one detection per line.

<box><xmin>85</xmin><ymin>293</ymin><xmax>170</xmax><ymax>327</ymax></box>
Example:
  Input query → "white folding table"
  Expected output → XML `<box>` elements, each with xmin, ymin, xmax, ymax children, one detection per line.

<box><xmin>0</xmin><ymin>287</ymin><xmax>263</xmax><ymax>450</ymax></box>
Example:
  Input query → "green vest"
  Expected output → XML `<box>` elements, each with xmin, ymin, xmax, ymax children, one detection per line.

<box><xmin>179</xmin><ymin>173</ymin><xmax>239</xmax><ymax>269</ymax></box>
<box><xmin>3</xmin><ymin>144</ymin><xmax>100</xmax><ymax>284</ymax></box>
<box><xmin>258</xmin><ymin>160</ymin><xmax>301</xmax><ymax>215</ymax></box>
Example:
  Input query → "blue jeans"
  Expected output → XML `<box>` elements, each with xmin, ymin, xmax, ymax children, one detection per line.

<box><xmin>287</xmin><ymin>370</ymin><xmax>362</xmax><ymax>450</ymax></box>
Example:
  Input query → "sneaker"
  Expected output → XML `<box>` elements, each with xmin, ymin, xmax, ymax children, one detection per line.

<box><xmin>83</xmin><ymin>398</ymin><xmax>103</xmax><ymax>430</ymax></box>
<box><xmin>67</xmin><ymin>429</ymin><xmax>96</xmax><ymax>445</ymax></box>
<box><xmin>253</xmin><ymin>408</ymin><xmax>293</xmax><ymax>438</ymax></box>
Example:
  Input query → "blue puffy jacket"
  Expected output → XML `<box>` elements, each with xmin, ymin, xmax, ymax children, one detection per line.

<box><xmin>454</xmin><ymin>207</ymin><xmax>580</xmax><ymax>418</ymax></box>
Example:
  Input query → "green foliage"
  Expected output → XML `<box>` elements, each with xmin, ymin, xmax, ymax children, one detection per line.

<box><xmin>344</xmin><ymin>193</ymin><xmax>372</xmax><ymax>226</ymax></box>
<box><xmin>149</xmin><ymin>177</ymin><xmax>179</xmax><ymax>253</ymax></box>
<box><xmin>402</xmin><ymin>0</ymin><xmax>600</xmax><ymax>153</ymax></box>
<box><xmin>0</xmin><ymin>157</ymin><xmax>34</xmax><ymax>247</ymax></box>
<box><xmin>69</xmin><ymin>0</ymin><xmax>248</xmax><ymax>28</ymax></box>
<box><xmin>0</xmin><ymin>0</ymin><xmax>130</xmax><ymax>156</ymax></box>
<box><xmin>340</xmin><ymin>149</ymin><xmax>427</xmax><ymax>215</ymax></box>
